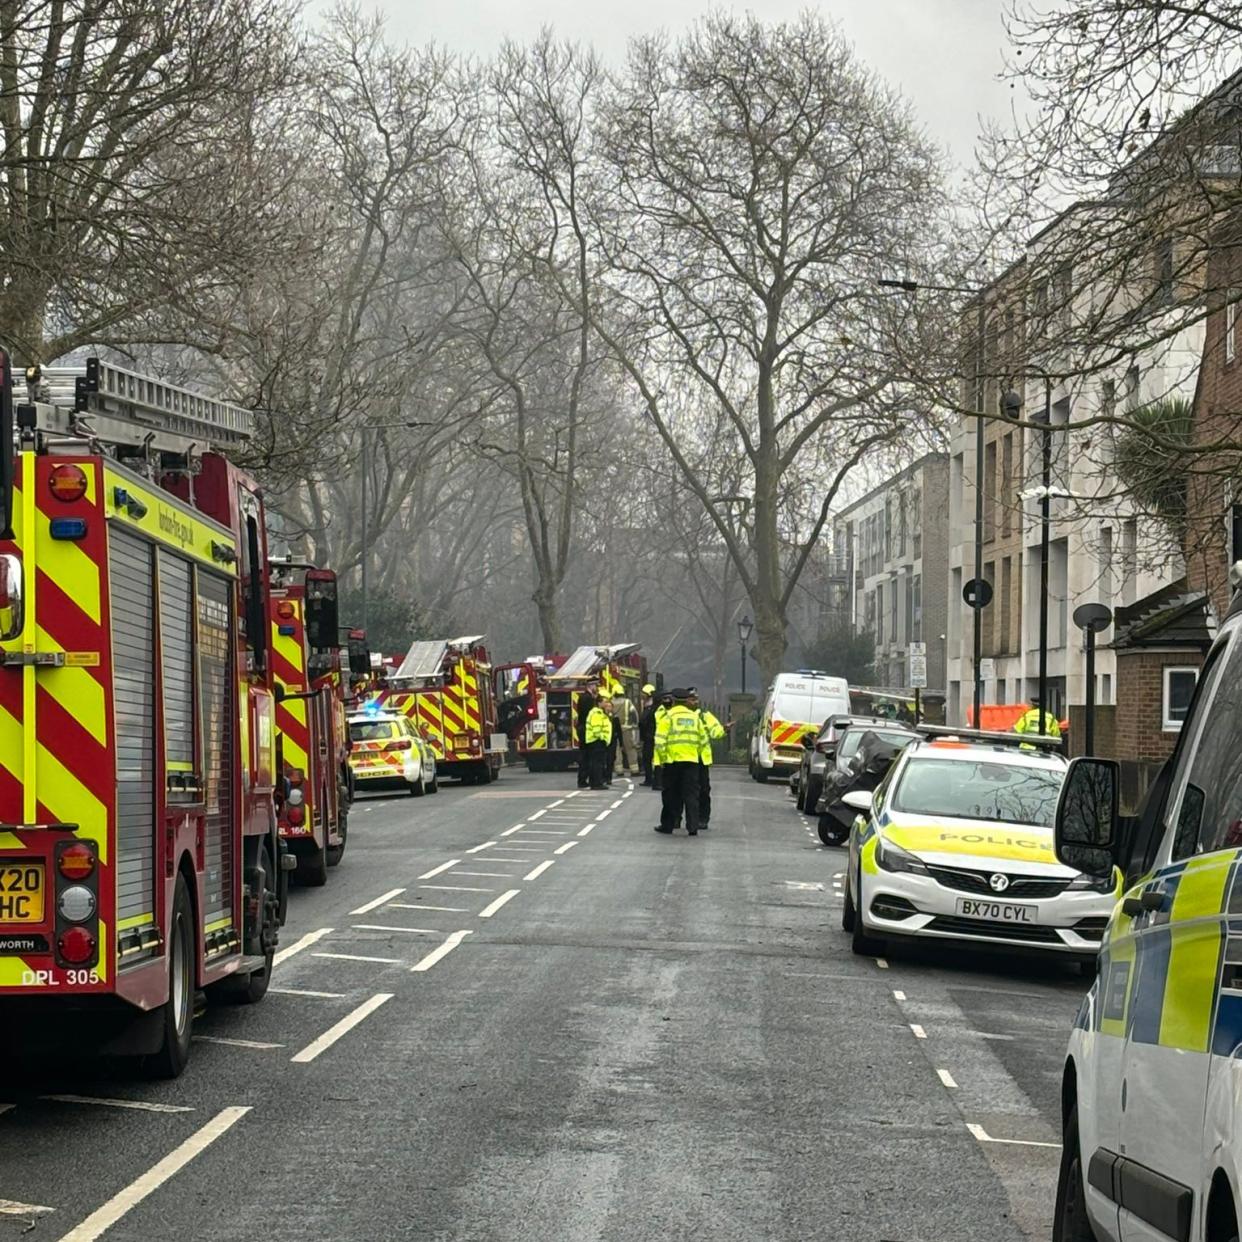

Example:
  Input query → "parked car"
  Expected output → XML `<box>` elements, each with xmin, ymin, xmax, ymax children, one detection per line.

<box><xmin>816</xmin><ymin>724</ymin><xmax>919</xmax><ymax>844</ymax></box>
<box><xmin>348</xmin><ymin>711</ymin><xmax>440</xmax><ymax>797</ymax></box>
<box><xmin>794</xmin><ymin>714</ymin><xmax>886</xmax><ymax>813</ymax></box>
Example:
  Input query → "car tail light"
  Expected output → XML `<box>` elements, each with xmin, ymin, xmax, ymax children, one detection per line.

<box><xmin>286</xmin><ymin>804</ymin><xmax>305</xmax><ymax>826</ymax></box>
<box><xmin>48</xmin><ymin>464</ymin><xmax>88</xmax><ymax>502</ymax></box>
<box><xmin>58</xmin><ymin>926</ymin><xmax>96</xmax><ymax>963</ymax></box>
<box><xmin>58</xmin><ymin>842</ymin><xmax>95</xmax><ymax>881</ymax></box>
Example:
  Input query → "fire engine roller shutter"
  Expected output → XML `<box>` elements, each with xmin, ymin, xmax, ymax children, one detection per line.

<box><xmin>109</xmin><ymin>528</ymin><xmax>157</xmax><ymax>941</ymax></box>
<box><xmin>158</xmin><ymin>551</ymin><xmax>195</xmax><ymax>781</ymax></box>
<box><xmin>196</xmin><ymin>572</ymin><xmax>234</xmax><ymax>936</ymax></box>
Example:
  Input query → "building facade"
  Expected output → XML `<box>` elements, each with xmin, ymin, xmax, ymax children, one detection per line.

<box><xmin>834</xmin><ymin>453</ymin><xmax>949</xmax><ymax>692</ymax></box>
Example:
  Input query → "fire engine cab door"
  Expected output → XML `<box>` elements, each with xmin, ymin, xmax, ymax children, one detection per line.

<box><xmin>110</xmin><ymin>528</ymin><xmax>157</xmax><ymax>951</ymax></box>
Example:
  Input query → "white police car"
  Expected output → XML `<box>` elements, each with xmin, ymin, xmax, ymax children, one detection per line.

<box><xmin>841</xmin><ymin>731</ymin><xmax>1116</xmax><ymax>960</ymax></box>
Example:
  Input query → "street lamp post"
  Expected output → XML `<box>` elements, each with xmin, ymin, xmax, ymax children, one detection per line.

<box><xmin>737</xmin><ymin>614</ymin><xmax>754</xmax><ymax>695</ymax></box>
<box><xmin>1073</xmin><ymin>604</ymin><xmax>1114</xmax><ymax>755</ymax></box>
<box><xmin>877</xmin><ymin>278</ymin><xmax>987</xmax><ymax>725</ymax></box>
<box><xmin>359</xmin><ymin>420</ymin><xmax>426</xmax><ymax>634</ymax></box>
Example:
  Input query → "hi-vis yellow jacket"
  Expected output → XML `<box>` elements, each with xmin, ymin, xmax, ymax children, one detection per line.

<box><xmin>655</xmin><ymin>704</ymin><xmax>709</xmax><ymax>765</ymax></box>
<box><xmin>585</xmin><ymin>706</ymin><xmax>613</xmax><ymax>745</ymax></box>
<box><xmin>698</xmin><ymin>710</ymin><xmax>726</xmax><ymax>765</ymax></box>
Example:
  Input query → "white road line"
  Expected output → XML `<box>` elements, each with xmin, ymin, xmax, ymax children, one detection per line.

<box><xmin>875</xmin><ymin>957</ymin><xmax>889</xmax><ymax>969</ymax></box>
<box><xmin>194</xmin><ymin>1036</ymin><xmax>284</xmax><ymax>1050</ymax></box>
<box><xmin>594</xmin><ymin>809</ymin><xmax>612</xmax><ymax>821</ymax></box>
<box><xmin>291</xmin><ymin>994</ymin><xmax>393</xmax><ymax>1064</ymax></box>
<box><xmin>452</xmin><ymin>870</ymin><xmax>518</xmax><ymax>878</ymax></box>
<box><xmin>577</xmin><ymin>823</ymin><xmax>595</xmax><ymax>837</ymax></box>
<box><xmin>554</xmin><ymin>841</ymin><xmax>578</xmax><ymax>855</ymax></box>
<box><xmin>389</xmin><ymin>903</ymin><xmax>466</xmax><ymax>913</ymax></box>
<box><xmin>966</xmin><ymin>1123</ymin><xmax>1060</xmax><ymax>1149</ymax></box>
<box><xmin>418</xmin><ymin>859</ymin><xmax>461</xmax><ymax>880</ymax></box>
<box><xmin>513</xmin><ymin>829</ymin><xmax>569</xmax><ymax>835</ymax></box>
<box><xmin>411</xmin><ymin>929</ymin><xmax>473</xmax><ymax>972</ymax></box>
<box><xmin>481</xmin><ymin>856</ymin><xmax>537</xmax><ymax>863</ymax></box>
<box><xmin>975</xmin><ymin>1032</ymin><xmax>1018</xmax><ymax>1041</ymax></box>
<box><xmin>0</xmin><ymin>1198</ymin><xmax>52</xmax><ymax>1217</ymax></box>
<box><xmin>465</xmin><ymin>842</ymin><xmax>494</xmax><ymax>854</ymax></box>
<box><xmin>312</xmin><ymin>952</ymin><xmax>404</xmax><ymax>965</ymax></box>
<box><xmin>501</xmin><ymin>824</ymin><xmax>527</xmax><ymax>836</ymax></box>
<box><xmin>42</xmin><ymin>1094</ymin><xmax>193</xmax><ymax>1114</ymax></box>
<box><xmin>834</xmin><ymin>872</ymin><xmax>844</xmax><ymax>879</ymax></box>
<box><xmin>273</xmin><ymin>926</ymin><xmax>332</xmax><ymax>966</ymax></box>
<box><xmin>524</xmin><ymin>860</ymin><xmax>554</xmax><ymax>881</ymax></box>
<box><xmin>527</xmin><ymin>809</ymin><xmax>546</xmax><ymax>820</ymax></box>
<box><xmin>893</xmin><ymin>989</ymin><xmax>906</xmax><ymax>1001</ymax></box>
<box><xmin>622</xmin><ymin>791</ymin><xmax>632</xmax><ymax>798</ymax></box>
<box><xmin>483</xmin><ymin>844</ymin><xmax>542</xmax><ymax>851</ymax></box>
<box><xmin>910</xmin><ymin>1024</ymin><xmax>927</xmax><ymax>1039</ymax></box>
<box><xmin>548</xmin><ymin>799</ymin><xmax>565</xmax><ymax>808</ymax></box>
<box><xmin>351</xmin><ymin>924</ymin><xmax>440</xmax><ymax>934</ymax></box>
<box><xmin>609</xmin><ymin>799</ymin><xmax>623</xmax><ymax>809</ymax></box>
<box><xmin>348</xmin><ymin>887</ymin><xmax>406</xmax><ymax>916</ymax></box>
<box><xmin>937</xmin><ymin>1068</ymin><xmax>958</xmax><ymax>1089</ymax></box>
<box><xmin>269</xmin><ymin>987</ymin><xmax>345</xmax><ymax>999</ymax></box>
<box><xmin>564</xmin><ymin>791</ymin><xmax>581</xmax><ymax>798</ymax></box>
<box><xmin>479</xmin><ymin>889</ymin><xmax>520</xmax><ymax>918</ymax></box>
<box><xmin>420</xmin><ymin>884</ymin><xmax>493</xmax><ymax>892</ymax></box>
<box><xmin>55</xmin><ymin>1105</ymin><xmax>251</xmax><ymax>1242</ymax></box>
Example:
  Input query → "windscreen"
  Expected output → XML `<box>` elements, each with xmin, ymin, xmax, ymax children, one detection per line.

<box><xmin>350</xmin><ymin>721</ymin><xmax>398</xmax><ymax>743</ymax></box>
<box><xmin>891</xmin><ymin>757</ymin><xmax>1065</xmax><ymax>828</ymax></box>
<box><xmin>838</xmin><ymin>729</ymin><xmax>914</xmax><ymax>761</ymax></box>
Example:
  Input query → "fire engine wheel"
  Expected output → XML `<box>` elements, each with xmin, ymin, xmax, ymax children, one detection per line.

<box><xmin>209</xmin><ymin>846</ymin><xmax>277</xmax><ymax>1005</ymax></box>
<box><xmin>144</xmin><ymin>874</ymin><xmax>194</xmax><ymax>1079</ymax></box>
<box><xmin>298</xmin><ymin>842</ymin><xmax>328</xmax><ymax>887</ymax></box>
<box><xmin>327</xmin><ymin>815</ymin><xmax>347</xmax><ymax>867</ymax></box>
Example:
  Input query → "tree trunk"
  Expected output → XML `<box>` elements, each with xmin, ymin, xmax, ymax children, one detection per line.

<box><xmin>534</xmin><ymin>588</ymin><xmax>560</xmax><ymax>653</ymax></box>
<box><xmin>751</xmin><ymin>463</ymin><xmax>787</xmax><ymax>689</ymax></box>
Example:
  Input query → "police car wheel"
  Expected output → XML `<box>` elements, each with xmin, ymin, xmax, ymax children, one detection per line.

<box><xmin>841</xmin><ymin>872</ymin><xmax>856</xmax><ymax>932</ymax></box>
<box><xmin>850</xmin><ymin>864</ymin><xmax>882</xmax><ymax>956</ymax></box>
<box><xmin>1053</xmin><ymin>1107</ymin><xmax>1097</xmax><ymax>1242</ymax></box>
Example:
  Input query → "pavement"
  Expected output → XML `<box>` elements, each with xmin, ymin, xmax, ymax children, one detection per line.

<box><xmin>0</xmin><ymin>765</ymin><xmax>1088</xmax><ymax>1241</ymax></box>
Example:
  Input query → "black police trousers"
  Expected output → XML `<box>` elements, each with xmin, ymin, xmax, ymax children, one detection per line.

<box><xmin>660</xmin><ymin>761</ymin><xmax>701</xmax><ymax>833</ymax></box>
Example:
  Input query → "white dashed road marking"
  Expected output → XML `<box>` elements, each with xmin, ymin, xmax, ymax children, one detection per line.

<box><xmin>270</xmin><ymin>988</ymin><xmax>344</xmax><ymax>999</ymax></box>
<box><xmin>500</xmin><ymin>824</ymin><xmax>525</xmax><ymax>837</ymax></box>
<box><xmin>291</xmin><ymin>994</ymin><xmax>394</xmax><ymax>1064</ymax></box>
<box><xmin>194</xmin><ymin>1037</ymin><xmax>284</xmax><ymax>1051</ymax></box>
<box><xmin>56</xmin><ymin>1106</ymin><xmax>251</xmax><ymax>1242</ymax></box>
<box><xmin>420</xmin><ymin>884</ymin><xmax>493</xmax><ymax>892</ymax></box>
<box><xmin>42</xmin><ymin>1095</ymin><xmax>194</xmax><ymax>1114</ymax></box>
<box><xmin>0</xmin><ymin>1198</ymin><xmax>52</xmax><ymax>1218</ymax></box>
<box><xmin>273</xmin><ymin>927</ymin><xmax>332</xmax><ymax>966</ymax></box>
<box><xmin>967</xmin><ymin>1123</ymin><xmax>1060</xmax><ymax>1149</ymax></box>
<box><xmin>937</xmin><ymin>1068</ymin><xmax>958</xmax><ymax>1089</ymax></box>
<box><xmin>465</xmin><ymin>842</ymin><xmax>494</xmax><ymax>854</ymax></box>
<box><xmin>351</xmin><ymin>925</ymin><xmax>441</xmax><ymax>934</ymax></box>
<box><xmin>527</xmin><ymin>809</ymin><xmax>546</xmax><ymax>820</ymax></box>
<box><xmin>554</xmin><ymin>841</ymin><xmax>578</xmax><ymax>855</ymax></box>
<box><xmin>893</xmin><ymin>990</ymin><xmax>906</xmax><ymax>1001</ymax></box>
<box><xmin>349</xmin><ymin>888</ymin><xmax>406</xmax><ymax>915</ymax></box>
<box><xmin>910</xmin><ymin>1024</ymin><xmax>927</xmax><ymax>1039</ymax></box>
<box><xmin>524</xmin><ymin>860</ymin><xmax>554</xmax><ymax>880</ymax></box>
<box><xmin>577</xmin><ymin>824</ymin><xmax>595</xmax><ymax>837</ymax></box>
<box><xmin>418</xmin><ymin>859</ymin><xmax>461</xmax><ymax>880</ymax></box>
<box><xmin>312</xmin><ymin>952</ymin><xmax>404</xmax><ymax>965</ymax></box>
<box><xmin>390</xmin><ymin>903</ymin><xmax>466</xmax><ymax>913</ymax></box>
<box><xmin>411</xmin><ymin>929</ymin><xmax>473</xmax><ymax>972</ymax></box>
<box><xmin>479</xmin><ymin>889</ymin><xmax>520</xmax><ymax>918</ymax></box>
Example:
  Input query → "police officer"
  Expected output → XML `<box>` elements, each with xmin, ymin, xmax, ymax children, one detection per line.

<box><xmin>584</xmin><ymin>696</ymin><xmax>613</xmax><ymax>790</ymax></box>
<box><xmin>654</xmin><ymin>688</ymin><xmax>710</xmax><ymax>836</ymax></box>
<box><xmin>1013</xmin><ymin>697</ymin><xmax>1061</xmax><ymax>748</ymax></box>
<box><xmin>638</xmin><ymin>684</ymin><xmax>659</xmax><ymax>785</ymax></box>
<box><xmin>575</xmin><ymin>686</ymin><xmax>597</xmax><ymax>788</ymax></box>
<box><xmin>687</xmin><ymin>688</ymin><xmax>726</xmax><ymax>830</ymax></box>
<box><xmin>649</xmin><ymin>690</ymin><xmax>673</xmax><ymax>791</ymax></box>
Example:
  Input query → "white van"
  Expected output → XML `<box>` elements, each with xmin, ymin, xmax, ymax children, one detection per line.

<box><xmin>750</xmin><ymin>671</ymin><xmax>850</xmax><ymax>781</ymax></box>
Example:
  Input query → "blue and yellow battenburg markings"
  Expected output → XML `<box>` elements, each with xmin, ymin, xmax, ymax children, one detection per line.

<box><xmin>1095</xmin><ymin>849</ymin><xmax>1242</xmax><ymax>1054</ymax></box>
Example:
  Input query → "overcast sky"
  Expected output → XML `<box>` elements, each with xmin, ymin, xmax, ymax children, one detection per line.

<box><xmin>319</xmin><ymin>1</ymin><xmax>1015</xmax><ymax>169</ymax></box>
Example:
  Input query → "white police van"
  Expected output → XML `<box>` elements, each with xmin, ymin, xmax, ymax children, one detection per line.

<box><xmin>1052</xmin><ymin>587</ymin><xmax>1242</xmax><ymax>1242</ymax></box>
<box><xmin>749</xmin><ymin>670</ymin><xmax>850</xmax><ymax>782</ymax></box>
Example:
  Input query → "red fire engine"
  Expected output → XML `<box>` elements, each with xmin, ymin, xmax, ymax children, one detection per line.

<box><xmin>0</xmin><ymin>355</ymin><xmax>291</xmax><ymax>1076</ymax></box>
<box><xmin>269</xmin><ymin>560</ymin><xmax>352</xmax><ymax>885</ymax></box>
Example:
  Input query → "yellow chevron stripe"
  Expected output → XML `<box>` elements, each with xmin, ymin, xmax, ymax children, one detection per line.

<box><xmin>97</xmin><ymin>917</ymin><xmax>109</xmax><ymax>982</ymax></box>
<box><xmin>40</xmin><ymin>535</ymin><xmax>101</xmax><ymax>626</ymax></box>
<box><xmin>272</xmin><ymin>625</ymin><xmax>305</xmax><ymax>681</ymax></box>
<box><xmin>36</xmin><ymin>742</ymin><xmax>107</xmax><ymax>863</ymax></box>
<box><xmin>0</xmin><ymin>958</ymin><xmax>47</xmax><ymax>986</ymax></box>
<box><xmin>0</xmin><ymin>831</ymin><xmax>21</xmax><ymax>849</ymax></box>
<box><xmin>282</xmin><ymin>735</ymin><xmax>309</xmax><ymax>772</ymax></box>
<box><xmin>37</xmin><ymin>643</ymin><xmax>106</xmax><ymax>746</ymax></box>
<box><xmin>22</xmin><ymin>455</ymin><xmax>34</xmax><ymax>821</ymax></box>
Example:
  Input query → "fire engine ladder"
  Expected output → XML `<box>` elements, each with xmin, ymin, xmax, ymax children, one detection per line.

<box><xmin>547</xmin><ymin>643</ymin><xmax>640</xmax><ymax>682</ymax></box>
<box><xmin>20</xmin><ymin>356</ymin><xmax>253</xmax><ymax>462</ymax></box>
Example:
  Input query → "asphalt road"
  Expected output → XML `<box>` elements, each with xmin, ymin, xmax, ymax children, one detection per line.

<box><xmin>0</xmin><ymin>765</ymin><xmax>1088</xmax><ymax>1242</ymax></box>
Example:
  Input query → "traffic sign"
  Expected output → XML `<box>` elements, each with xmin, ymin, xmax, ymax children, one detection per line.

<box><xmin>908</xmin><ymin>641</ymin><xmax>927</xmax><ymax>689</ymax></box>
<box><xmin>963</xmin><ymin>577</ymin><xmax>993</xmax><ymax>610</ymax></box>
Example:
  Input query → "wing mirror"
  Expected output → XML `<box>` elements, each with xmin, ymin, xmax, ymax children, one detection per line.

<box><xmin>840</xmin><ymin>789</ymin><xmax>872</xmax><ymax>813</ymax></box>
<box><xmin>0</xmin><ymin>553</ymin><xmax>23</xmax><ymax>641</ymax></box>
<box><xmin>1054</xmin><ymin>756</ymin><xmax>1119</xmax><ymax>877</ymax></box>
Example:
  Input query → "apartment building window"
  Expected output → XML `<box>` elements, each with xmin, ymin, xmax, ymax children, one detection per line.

<box><xmin>1054</xmin><ymin>263</ymin><xmax>1073</xmax><ymax>335</ymax></box>
<box><xmin>996</xmin><ymin>678</ymin><xmax>1007</xmax><ymax>704</ymax></box>
<box><xmin>889</xmin><ymin>575</ymin><xmax>898</xmax><ymax>643</ymax></box>
<box><xmin>950</xmin><ymin>454</ymin><xmax>964</xmax><ymax>531</ymax></box>
<box><xmin>1001</xmin><ymin>433</ymin><xmax>1014</xmax><ymax>536</ymax></box>
<box><xmin>875</xmin><ymin>584</ymin><xmax>883</xmax><ymax>645</ymax></box>
<box><xmin>1102</xmin><ymin>673</ymin><xmax>1112</xmax><ymax>705</ymax></box>
<box><xmin>1123</xmin><ymin>365</ymin><xmax>1141</xmax><ymax>412</ymax></box>
<box><xmin>1122</xmin><ymin>517</ymin><xmax>1138</xmax><ymax>601</ymax></box>
<box><xmin>984</xmin><ymin>440</ymin><xmax>997</xmax><ymax>542</ymax></box>
<box><xmin>865</xmin><ymin>591</ymin><xmax>876</xmax><ymax>637</ymax></box>
<box><xmin>904</xmin><ymin>574</ymin><xmax>914</xmax><ymax>644</ymax></box>
<box><xmin>1163</xmin><ymin>667</ymin><xmax>1198</xmax><ymax>731</ymax></box>
<box><xmin>1098</xmin><ymin>526</ymin><xmax>1114</xmax><ymax>604</ymax></box>
<box><xmin>884</xmin><ymin>500</ymin><xmax>893</xmax><ymax>563</ymax></box>
<box><xmin>984</xmin><ymin>559</ymin><xmax>996</xmax><ymax>655</ymax></box>
<box><xmin>896</xmin><ymin>492</ymin><xmax>907</xmax><ymax>558</ymax></box>
<box><xmin>911</xmin><ymin>488</ymin><xmax>922</xmax><ymax>557</ymax></box>
<box><xmin>911</xmin><ymin>575</ymin><xmax>922</xmax><ymax>641</ymax></box>
<box><xmin>1228</xmin><ymin>295</ymin><xmax>1238</xmax><ymax>365</ymax></box>
<box><xmin>1001</xmin><ymin>556</ymin><xmax>1013</xmax><ymax>655</ymax></box>
<box><xmin>1231</xmin><ymin>499</ymin><xmax>1242</xmax><ymax>564</ymax></box>
<box><xmin>948</xmin><ymin>568</ymin><xmax>962</xmax><ymax>644</ymax></box>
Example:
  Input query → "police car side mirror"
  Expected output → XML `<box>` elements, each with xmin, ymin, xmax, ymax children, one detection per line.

<box><xmin>1055</xmin><ymin>757</ymin><xmax>1118</xmax><ymax>878</ymax></box>
<box><xmin>841</xmin><ymin>789</ymin><xmax>872</xmax><ymax>813</ymax></box>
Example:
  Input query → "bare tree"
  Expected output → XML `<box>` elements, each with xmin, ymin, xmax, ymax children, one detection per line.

<box><xmin>588</xmin><ymin>13</ymin><xmax>950</xmax><ymax>685</ymax></box>
<box><xmin>0</xmin><ymin>0</ymin><xmax>300</xmax><ymax>361</ymax></box>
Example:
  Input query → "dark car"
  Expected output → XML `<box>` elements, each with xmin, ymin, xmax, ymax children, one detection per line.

<box><xmin>794</xmin><ymin>715</ymin><xmax>887</xmax><ymax>813</ymax></box>
<box><xmin>814</xmin><ymin>723</ymin><xmax>918</xmax><ymax>844</ymax></box>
